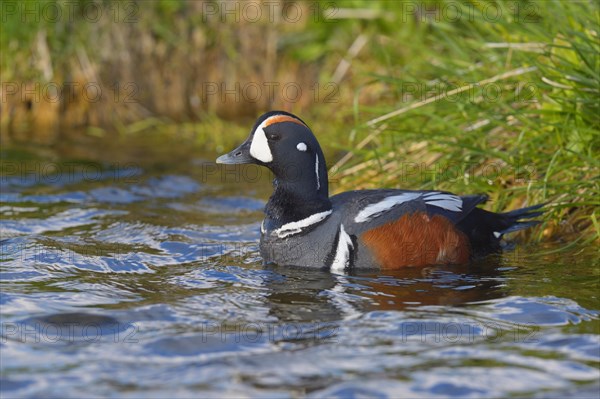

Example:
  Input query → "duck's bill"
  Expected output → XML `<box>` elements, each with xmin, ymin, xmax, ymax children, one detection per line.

<box><xmin>215</xmin><ymin>142</ymin><xmax>254</xmax><ymax>164</ymax></box>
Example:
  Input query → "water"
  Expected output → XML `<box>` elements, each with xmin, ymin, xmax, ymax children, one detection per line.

<box><xmin>1</xmin><ymin>136</ymin><xmax>599</xmax><ymax>398</ymax></box>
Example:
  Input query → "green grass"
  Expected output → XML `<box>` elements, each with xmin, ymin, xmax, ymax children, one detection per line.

<box><xmin>1</xmin><ymin>0</ymin><xmax>598</xmax><ymax>242</ymax></box>
<box><xmin>311</xmin><ymin>0</ymin><xmax>600</xmax><ymax>243</ymax></box>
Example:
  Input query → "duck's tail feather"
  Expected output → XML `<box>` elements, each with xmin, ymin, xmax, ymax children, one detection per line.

<box><xmin>457</xmin><ymin>202</ymin><xmax>546</xmax><ymax>257</ymax></box>
<box><xmin>498</xmin><ymin>203</ymin><xmax>546</xmax><ymax>235</ymax></box>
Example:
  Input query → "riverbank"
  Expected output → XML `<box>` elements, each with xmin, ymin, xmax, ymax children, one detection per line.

<box><xmin>1</xmin><ymin>0</ymin><xmax>598</xmax><ymax>241</ymax></box>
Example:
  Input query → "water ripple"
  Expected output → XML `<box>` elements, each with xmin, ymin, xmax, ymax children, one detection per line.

<box><xmin>1</xmin><ymin>148</ymin><xmax>598</xmax><ymax>398</ymax></box>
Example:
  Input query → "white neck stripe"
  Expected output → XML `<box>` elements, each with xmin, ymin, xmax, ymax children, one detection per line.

<box><xmin>315</xmin><ymin>155</ymin><xmax>320</xmax><ymax>190</ymax></box>
<box><xmin>272</xmin><ymin>209</ymin><xmax>332</xmax><ymax>238</ymax></box>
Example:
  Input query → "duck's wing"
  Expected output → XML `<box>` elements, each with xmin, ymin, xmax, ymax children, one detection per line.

<box><xmin>331</xmin><ymin>189</ymin><xmax>487</xmax><ymax>234</ymax></box>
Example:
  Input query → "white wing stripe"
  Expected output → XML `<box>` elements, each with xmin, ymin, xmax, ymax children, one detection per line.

<box><xmin>354</xmin><ymin>192</ymin><xmax>422</xmax><ymax>223</ymax></box>
<box><xmin>424</xmin><ymin>192</ymin><xmax>463</xmax><ymax>211</ymax></box>
<box><xmin>426</xmin><ymin>199</ymin><xmax>462</xmax><ymax>212</ymax></box>
<box><xmin>424</xmin><ymin>194</ymin><xmax>456</xmax><ymax>201</ymax></box>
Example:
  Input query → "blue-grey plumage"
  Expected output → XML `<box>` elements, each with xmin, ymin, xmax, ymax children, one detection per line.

<box><xmin>217</xmin><ymin>111</ymin><xmax>544</xmax><ymax>271</ymax></box>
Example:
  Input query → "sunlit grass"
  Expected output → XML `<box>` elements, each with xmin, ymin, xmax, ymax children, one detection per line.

<box><xmin>1</xmin><ymin>0</ymin><xmax>598</xmax><ymax>241</ymax></box>
<box><xmin>318</xmin><ymin>0</ymin><xmax>599</xmax><ymax>242</ymax></box>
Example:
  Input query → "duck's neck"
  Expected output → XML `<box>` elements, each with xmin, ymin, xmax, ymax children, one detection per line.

<box><xmin>264</xmin><ymin>153</ymin><xmax>331</xmax><ymax>229</ymax></box>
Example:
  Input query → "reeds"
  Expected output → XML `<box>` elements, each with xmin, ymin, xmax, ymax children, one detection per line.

<box><xmin>325</xmin><ymin>0</ymin><xmax>599</xmax><ymax>242</ymax></box>
<box><xmin>1</xmin><ymin>0</ymin><xmax>598</xmax><ymax>240</ymax></box>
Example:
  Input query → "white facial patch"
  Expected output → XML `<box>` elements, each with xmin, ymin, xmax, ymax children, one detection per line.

<box><xmin>354</xmin><ymin>192</ymin><xmax>422</xmax><ymax>223</ymax></box>
<box><xmin>249</xmin><ymin>119</ymin><xmax>273</xmax><ymax>163</ymax></box>
<box><xmin>296</xmin><ymin>142</ymin><xmax>307</xmax><ymax>152</ymax></box>
<box><xmin>273</xmin><ymin>209</ymin><xmax>332</xmax><ymax>239</ymax></box>
<box><xmin>330</xmin><ymin>224</ymin><xmax>353</xmax><ymax>272</ymax></box>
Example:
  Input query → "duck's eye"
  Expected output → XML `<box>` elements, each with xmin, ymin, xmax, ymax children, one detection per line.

<box><xmin>266</xmin><ymin>132</ymin><xmax>281</xmax><ymax>141</ymax></box>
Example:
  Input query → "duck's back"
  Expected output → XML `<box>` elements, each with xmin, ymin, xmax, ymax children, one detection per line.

<box><xmin>260</xmin><ymin>189</ymin><xmax>542</xmax><ymax>271</ymax></box>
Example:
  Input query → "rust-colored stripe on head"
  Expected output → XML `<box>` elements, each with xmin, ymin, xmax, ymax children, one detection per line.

<box><xmin>361</xmin><ymin>212</ymin><xmax>470</xmax><ymax>269</ymax></box>
<box><xmin>264</xmin><ymin>115</ymin><xmax>307</xmax><ymax>128</ymax></box>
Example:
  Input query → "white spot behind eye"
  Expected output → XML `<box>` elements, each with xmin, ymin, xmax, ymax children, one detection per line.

<box><xmin>296</xmin><ymin>142</ymin><xmax>307</xmax><ymax>152</ymax></box>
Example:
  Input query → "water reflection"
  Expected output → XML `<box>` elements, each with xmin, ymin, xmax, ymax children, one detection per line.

<box><xmin>264</xmin><ymin>258</ymin><xmax>507</xmax><ymax>324</ymax></box>
<box><xmin>1</xmin><ymin>139</ymin><xmax>598</xmax><ymax>398</ymax></box>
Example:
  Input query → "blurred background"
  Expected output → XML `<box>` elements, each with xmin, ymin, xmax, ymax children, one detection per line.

<box><xmin>1</xmin><ymin>0</ymin><xmax>598</xmax><ymax>240</ymax></box>
<box><xmin>1</xmin><ymin>2</ymin><xmax>599</xmax><ymax>397</ymax></box>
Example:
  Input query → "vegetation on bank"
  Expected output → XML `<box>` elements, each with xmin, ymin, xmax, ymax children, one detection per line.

<box><xmin>321</xmin><ymin>0</ymin><xmax>600</xmax><ymax>245</ymax></box>
<box><xmin>1</xmin><ymin>1</ymin><xmax>598</xmax><ymax>242</ymax></box>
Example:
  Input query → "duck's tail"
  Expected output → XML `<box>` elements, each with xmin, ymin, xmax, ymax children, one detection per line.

<box><xmin>458</xmin><ymin>202</ymin><xmax>546</xmax><ymax>256</ymax></box>
<box><xmin>497</xmin><ymin>203</ymin><xmax>546</xmax><ymax>235</ymax></box>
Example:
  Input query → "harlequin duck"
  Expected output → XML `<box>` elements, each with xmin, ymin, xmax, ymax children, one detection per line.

<box><xmin>216</xmin><ymin>111</ymin><xmax>544</xmax><ymax>271</ymax></box>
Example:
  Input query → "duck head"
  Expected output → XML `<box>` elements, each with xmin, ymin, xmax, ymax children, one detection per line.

<box><xmin>216</xmin><ymin>111</ymin><xmax>332</xmax><ymax>225</ymax></box>
<box><xmin>217</xmin><ymin>111</ymin><xmax>329</xmax><ymax>197</ymax></box>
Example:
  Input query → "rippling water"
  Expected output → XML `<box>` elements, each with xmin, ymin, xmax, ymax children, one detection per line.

<box><xmin>1</xmin><ymin>137</ymin><xmax>599</xmax><ymax>398</ymax></box>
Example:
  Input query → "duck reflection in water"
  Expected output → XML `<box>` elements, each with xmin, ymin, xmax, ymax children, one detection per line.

<box><xmin>263</xmin><ymin>256</ymin><xmax>507</xmax><ymax>324</ymax></box>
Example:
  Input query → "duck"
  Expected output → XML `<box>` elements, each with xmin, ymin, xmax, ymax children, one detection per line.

<box><xmin>216</xmin><ymin>110</ymin><xmax>544</xmax><ymax>271</ymax></box>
